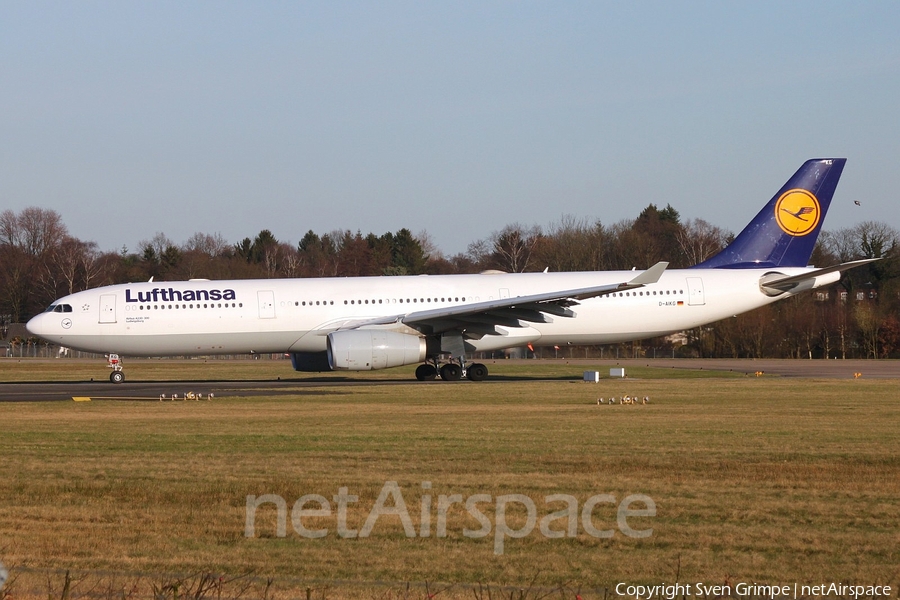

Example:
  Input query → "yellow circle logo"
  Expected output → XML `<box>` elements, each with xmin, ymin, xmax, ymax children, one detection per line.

<box><xmin>774</xmin><ymin>189</ymin><xmax>820</xmax><ymax>236</ymax></box>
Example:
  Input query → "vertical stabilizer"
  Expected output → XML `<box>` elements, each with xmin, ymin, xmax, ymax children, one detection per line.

<box><xmin>693</xmin><ymin>158</ymin><xmax>846</xmax><ymax>269</ymax></box>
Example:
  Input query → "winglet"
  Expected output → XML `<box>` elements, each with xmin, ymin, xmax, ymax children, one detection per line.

<box><xmin>626</xmin><ymin>261</ymin><xmax>668</xmax><ymax>286</ymax></box>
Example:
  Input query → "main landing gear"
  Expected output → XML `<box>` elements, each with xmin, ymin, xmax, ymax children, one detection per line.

<box><xmin>414</xmin><ymin>359</ymin><xmax>489</xmax><ymax>382</ymax></box>
<box><xmin>107</xmin><ymin>353</ymin><xmax>125</xmax><ymax>383</ymax></box>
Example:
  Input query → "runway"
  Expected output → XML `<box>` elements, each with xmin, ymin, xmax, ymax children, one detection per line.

<box><xmin>580</xmin><ymin>357</ymin><xmax>900</xmax><ymax>379</ymax></box>
<box><xmin>1</xmin><ymin>358</ymin><xmax>897</xmax><ymax>402</ymax></box>
<box><xmin>0</xmin><ymin>377</ymin><xmax>421</xmax><ymax>403</ymax></box>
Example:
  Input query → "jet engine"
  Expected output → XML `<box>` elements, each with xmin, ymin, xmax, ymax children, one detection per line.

<box><xmin>327</xmin><ymin>330</ymin><xmax>427</xmax><ymax>371</ymax></box>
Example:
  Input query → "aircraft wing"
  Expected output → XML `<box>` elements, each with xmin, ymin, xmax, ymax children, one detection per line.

<box><xmin>335</xmin><ymin>262</ymin><xmax>668</xmax><ymax>335</ymax></box>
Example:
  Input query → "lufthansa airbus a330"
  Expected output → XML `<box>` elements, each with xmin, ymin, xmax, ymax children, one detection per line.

<box><xmin>27</xmin><ymin>159</ymin><xmax>873</xmax><ymax>383</ymax></box>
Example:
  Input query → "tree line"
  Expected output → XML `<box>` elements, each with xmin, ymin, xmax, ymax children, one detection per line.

<box><xmin>2</xmin><ymin>205</ymin><xmax>898</xmax><ymax>358</ymax></box>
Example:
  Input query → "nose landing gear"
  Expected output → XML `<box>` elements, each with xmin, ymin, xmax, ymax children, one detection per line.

<box><xmin>107</xmin><ymin>354</ymin><xmax>125</xmax><ymax>383</ymax></box>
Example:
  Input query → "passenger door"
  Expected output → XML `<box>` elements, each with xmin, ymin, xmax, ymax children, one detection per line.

<box><xmin>99</xmin><ymin>294</ymin><xmax>117</xmax><ymax>323</ymax></box>
<box><xmin>686</xmin><ymin>277</ymin><xmax>705</xmax><ymax>306</ymax></box>
<box><xmin>258</xmin><ymin>290</ymin><xmax>276</xmax><ymax>319</ymax></box>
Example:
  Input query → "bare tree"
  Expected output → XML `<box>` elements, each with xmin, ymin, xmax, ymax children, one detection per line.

<box><xmin>139</xmin><ymin>232</ymin><xmax>176</xmax><ymax>263</ymax></box>
<box><xmin>0</xmin><ymin>208</ymin><xmax>69</xmax><ymax>319</ymax></box>
<box><xmin>415</xmin><ymin>229</ymin><xmax>439</xmax><ymax>261</ymax></box>
<box><xmin>184</xmin><ymin>232</ymin><xmax>230</xmax><ymax>257</ymax></box>
<box><xmin>488</xmin><ymin>223</ymin><xmax>542</xmax><ymax>273</ymax></box>
<box><xmin>676</xmin><ymin>218</ymin><xmax>731</xmax><ymax>266</ymax></box>
<box><xmin>19</xmin><ymin>207</ymin><xmax>68</xmax><ymax>256</ymax></box>
<box><xmin>466</xmin><ymin>238</ymin><xmax>491</xmax><ymax>269</ymax></box>
<box><xmin>854</xmin><ymin>302</ymin><xmax>880</xmax><ymax>359</ymax></box>
<box><xmin>278</xmin><ymin>242</ymin><xmax>301</xmax><ymax>277</ymax></box>
<box><xmin>43</xmin><ymin>236</ymin><xmax>86</xmax><ymax>296</ymax></box>
<box><xmin>540</xmin><ymin>215</ymin><xmax>609</xmax><ymax>272</ymax></box>
<box><xmin>819</xmin><ymin>227</ymin><xmax>861</xmax><ymax>262</ymax></box>
<box><xmin>79</xmin><ymin>241</ymin><xmax>104</xmax><ymax>289</ymax></box>
<box><xmin>1</xmin><ymin>207</ymin><xmax>68</xmax><ymax>256</ymax></box>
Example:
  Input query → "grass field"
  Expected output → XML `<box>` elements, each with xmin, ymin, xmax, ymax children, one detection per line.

<box><xmin>1</xmin><ymin>360</ymin><xmax>898</xmax><ymax>599</ymax></box>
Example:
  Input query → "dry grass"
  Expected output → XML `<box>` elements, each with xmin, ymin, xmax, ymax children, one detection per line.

<box><xmin>0</xmin><ymin>360</ymin><xmax>898</xmax><ymax>598</ymax></box>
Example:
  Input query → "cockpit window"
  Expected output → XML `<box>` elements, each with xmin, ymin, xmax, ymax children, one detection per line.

<box><xmin>45</xmin><ymin>304</ymin><xmax>73</xmax><ymax>313</ymax></box>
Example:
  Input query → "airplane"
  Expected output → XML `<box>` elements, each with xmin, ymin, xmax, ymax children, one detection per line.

<box><xmin>26</xmin><ymin>158</ymin><xmax>875</xmax><ymax>384</ymax></box>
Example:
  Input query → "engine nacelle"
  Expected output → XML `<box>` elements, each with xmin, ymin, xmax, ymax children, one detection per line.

<box><xmin>327</xmin><ymin>330</ymin><xmax>427</xmax><ymax>371</ymax></box>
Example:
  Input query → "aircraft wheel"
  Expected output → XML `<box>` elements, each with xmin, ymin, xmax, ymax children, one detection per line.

<box><xmin>467</xmin><ymin>363</ymin><xmax>488</xmax><ymax>381</ymax></box>
<box><xmin>415</xmin><ymin>364</ymin><xmax>437</xmax><ymax>381</ymax></box>
<box><xmin>439</xmin><ymin>363</ymin><xmax>462</xmax><ymax>381</ymax></box>
<box><xmin>110</xmin><ymin>371</ymin><xmax>125</xmax><ymax>384</ymax></box>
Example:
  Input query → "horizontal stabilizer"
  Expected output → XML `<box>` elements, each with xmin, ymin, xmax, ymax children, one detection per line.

<box><xmin>759</xmin><ymin>258</ymin><xmax>878</xmax><ymax>294</ymax></box>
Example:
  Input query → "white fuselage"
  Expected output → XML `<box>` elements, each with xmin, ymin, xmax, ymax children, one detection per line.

<box><xmin>26</xmin><ymin>267</ymin><xmax>833</xmax><ymax>357</ymax></box>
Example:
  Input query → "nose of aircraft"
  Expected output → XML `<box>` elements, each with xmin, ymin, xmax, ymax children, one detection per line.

<box><xmin>26</xmin><ymin>313</ymin><xmax>46</xmax><ymax>337</ymax></box>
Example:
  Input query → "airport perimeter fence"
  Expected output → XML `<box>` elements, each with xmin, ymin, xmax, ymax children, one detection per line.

<box><xmin>0</xmin><ymin>332</ymin><xmax>293</xmax><ymax>362</ymax></box>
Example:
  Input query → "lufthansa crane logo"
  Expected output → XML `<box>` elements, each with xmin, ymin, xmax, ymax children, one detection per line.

<box><xmin>774</xmin><ymin>189</ymin><xmax>820</xmax><ymax>236</ymax></box>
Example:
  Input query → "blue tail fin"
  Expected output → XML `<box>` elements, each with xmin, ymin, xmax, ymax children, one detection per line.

<box><xmin>693</xmin><ymin>158</ymin><xmax>846</xmax><ymax>269</ymax></box>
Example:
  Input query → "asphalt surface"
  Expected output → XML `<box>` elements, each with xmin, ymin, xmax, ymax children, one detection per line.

<box><xmin>575</xmin><ymin>357</ymin><xmax>900</xmax><ymax>378</ymax></box>
<box><xmin>0</xmin><ymin>377</ymin><xmax>419</xmax><ymax>402</ymax></box>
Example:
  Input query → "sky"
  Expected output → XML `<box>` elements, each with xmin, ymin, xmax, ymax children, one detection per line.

<box><xmin>2</xmin><ymin>1</ymin><xmax>899</xmax><ymax>257</ymax></box>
